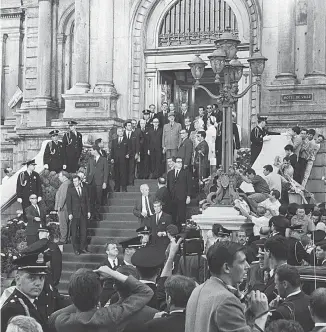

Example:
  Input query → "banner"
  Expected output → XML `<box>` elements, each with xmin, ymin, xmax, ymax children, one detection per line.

<box><xmin>8</xmin><ymin>86</ymin><xmax>23</xmax><ymax>109</ymax></box>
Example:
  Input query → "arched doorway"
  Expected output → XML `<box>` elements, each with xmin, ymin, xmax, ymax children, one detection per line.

<box><xmin>130</xmin><ymin>0</ymin><xmax>261</xmax><ymax>145</ymax></box>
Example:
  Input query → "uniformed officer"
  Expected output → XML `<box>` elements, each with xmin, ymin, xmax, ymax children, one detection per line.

<box><xmin>43</xmin><ymin>130</ymin><xmax>64</xmax><ymax>173</ymax></box>
<box><xmin>1</xmin><ymin>247</ymin><xmax>49</xmax><ymax>331</ymax></box>
<box><xmin>131</xmin><ymin>244</ymin><xmax>166</xmax><ymax>309</ymax></box>
<box><xmin>136</xmin><ymin>225</ymin><xmax>152</xmax><ymax>246</ymax></box>
<box><xmin>119</xmin><ymin>236</ymin><xmax>143</xmax><ymax>266</ymax></box>
<box><xmin>62</xmin><ymin>120</ymin><xmax>83</xmax><ymax>173</ymax></box>
<box><xmin>16</xmin><ymin>159</ymin><xmax>42</xmax><ymax>212</ymax></box>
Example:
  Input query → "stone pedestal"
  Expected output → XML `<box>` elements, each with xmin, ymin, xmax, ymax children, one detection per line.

<box><xmin>191</xmin><ymin>206</ymin><xmax>246</xmax><ymax>246</ymax></box>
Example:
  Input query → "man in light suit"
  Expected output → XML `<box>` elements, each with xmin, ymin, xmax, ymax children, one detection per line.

<box><xmin>177</xmin><ymin>129</ymin><xmax>193</xmax><ymax>171</ymax></box>
<box><xmin>55</xmin><ymin>170</ymin><xmax>71</xmax><ymax>244</ymax></box>
<box><xmin>133</xmin><ymin>184</ymin><xmax>155</xmax><ymax>225</ymax></box>
<box><xmin>86</xmin><ymin>145</ymin><xmax>108</xmax><ymax>221</ymax></box>
<box><xmin>145</xmin><ymin>200</ymin><xmax>172</xmax><ymax>248</ymax></box>
<box><xmin>66</xmin><ymin>175</ymin><xmax>91</xmax><ymax>255</ymax></box>
<box><xmin>162</xmin><ymin>112</ymin><xmax>181</xmax><ymax>168</ymax></box>
<box><xmin>25</xmin><ymin>193</ymin><xmax>47</xmax><ymax>245</ymax></box>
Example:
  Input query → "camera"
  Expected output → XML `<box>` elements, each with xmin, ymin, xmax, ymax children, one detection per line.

<box><xmin>178</xmin><ymin>220</ymin><xmax>204</xmax><ymax>256</ymax></box>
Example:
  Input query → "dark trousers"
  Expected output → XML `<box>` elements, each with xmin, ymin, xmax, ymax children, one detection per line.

<box><xmin>113</xmin><ymin>161</ymin><xmax>127</xmax><ymax>191</ymax></box>
<box><xmin>171</xmin><ymin>198</ymin><xmax>187</xmax><ymax>230</ymax></box>
<box><xmin>27</xmin><ymin>234</ymin><xmax>38</xmax><ymax>246</ymax></box>
<box><xmin>90</xmin><ymin>182</ymin><xmax>102</xmax><ymax>217</ymax></box>
<box><xmin>126</xmin><ymin>156</ymin><xmax>135</xmax><ymax>186</ymax></box>
<box><xmin>251</xmin><ymin>144</ymin><xmax>262</xmax><ymax>165</ymax></box>
<box><xmin>139</xmin><ymin>153</ymin><xmax>150</xmax><ymax>179</ymax></box>
<box><xmin>65</xmin><ymin>156</ymin><xmax>80</xmax><ymax>173</ymax></box>
<box><xmin>294</xmin><ymin>157</ymin><xmax>307</xmax><ymax>184</ymax></box>
<box><xmin>71</xmin><ymin>216</ymin><xmax>87</xmax><ymax>252</ymax></box>
<box><xmin>150</xmin><ymin>149</ymin><xmax>162</xmax><ymax>178</ymax></box>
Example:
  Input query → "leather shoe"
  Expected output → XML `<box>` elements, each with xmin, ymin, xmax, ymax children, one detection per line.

<box><xmin>74</xmin><ymin>250</ymin><xmax>80</xmax><ymax>255</ymax></box>
<box><xmin>81</xmin><ymin>248</ymin><xmax>90</xmax><ymax>253</ymax></box>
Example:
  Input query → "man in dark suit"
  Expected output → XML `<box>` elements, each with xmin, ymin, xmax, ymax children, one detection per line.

<box><xmin>144</xmin><ymin>275</ymin><xmax>196</xmax><ymax>332</ymax></box>
<box><xmin>62</xmin><ymin>120</ymin><xmax>83</xmax><ymax>173</ymax></box>
<box><xmin>155</xmin><ymin>177</ymin><xmax>172</xmax><ymax>215</ymax></box>
<box><xmin>176</xmin><ymin>103</ymin><xmax>191</xmax><ymax>127</ymax></box>
<box><xmin>124</xmin><ymin>120</ymin><xmax>138</xmax><ymax>186</ymax></box>
<box><xmin>136</xmin><ymin>119</ymin><xmax>150</xmax><ymax>179</ymax></box>
<box><xmin>97</xmin><ymin>240</ymin><xmax>124</xmax><ymax>306</ymax></box>
<box><xmin>148</xmin><ymin>117</ymin><xmax>163</xmax><ymax>179</ymax></box>
<box><xmin>177</xmin><ymin>129</ymin><xmax>193</xmax><ymax>170</ymax></box>
<box><xmin>95</xmin><ymin>138</ymin><xmax>107</xmax><ymax>157</ymax></box>
<box><xmin>86</xmin><ymin>145</ymin><xmax>108</xmax><ymax>221</ymax></box>
<box><xmin>155</xmin><ymin>102</ymin><xmax>170</xmax><ymax>128</ymax></box>
<box><xmin>183</xmin><ymin>117</ymin><xmax>195</xmax><ymax>136</ymax></box>
<box><xmin>145</xmin><ymin>200</ymin><xmax>172</xmax><ymax>248</ymax></box>
<box><xmin>133</xmin><ymin>184</ymin><xmax>155</xmax><ymax>225</ymax></box>
<box><xmin>194</xmin><ymin>130</ymin><xmax>209</xmax><ymax>181</ymax></box>
<box><xmin>43</xmin><ymin>129</ymin><xmax>64</xmax><ymax>173</ymax></box>
<box><xmin>25</xmin><ymin>194</ymin><xmax>46</xmax><ymax>245</ymax></box>
<box><xmin>167</xmin><ymin>157</ymin><xmax>192</xmax><ymax>228</ymax></box>
<box><xmin>309</xmin><ymin>288</ymin><xmax>326</xmax><ymax>332</ymax></box>
<box><xmin>269</xmin><ymin>265</ymin><xmax>314</xmax><ymax>332</ymax></box>
<box><xmin>111</xmin><ymin>127</ymin><xmax>130</xmax><ymax>192</ymax></box>
<box><xmin>66</xmin><ymin>174</ymin><xmax>91</xmax><ymax>255</ymax></box>
<box><xmin>16</xmin><ymin>159</ymin><xmax>42</xmax><ymax>213</ymax></box>
<box><xmin>138</xmin><ymin>110</ymin><xmax>153</xmax><ymax>130</ymax></box>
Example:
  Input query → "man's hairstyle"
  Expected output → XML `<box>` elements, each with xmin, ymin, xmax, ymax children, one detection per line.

<box><xmin>59</xmin><ymin>170</ymin><xmax>70</xmax><ymax>179</ymax></box>
<box><xmin>6</xmin><ymin>316</ymin><xmax>43</xmax><ymax>332</ymax></box>
<box><xmin>312</xmin><ymin>210</ymin><xmax>321</xmax><ymax>217</ymax></box>
<box><xmin>258</xmin><ymin>117</ymin><xmax>266</xmax><ymax>124</ymax></box>
<box><xmin>308</xmin><ymin>129</ymin><xmax>316</xmax><ymax>136</ymax></box>
<box><xmin>153</xmin><ymin>200</ymin><xmax>162</xmax><ymax>206</ymax></box>
<box><xmin>284</xmin><ymin>144</ymin><xmax>294</xmax><ymax>152</ymax></box>
<box><xmin>271</xmin><ymin>189</ymin><xmax>281</xmax><ymax>200</ymax></box>
<box><xmin>263</xmin><ymin>164</ymin><xmax>273</xmax><ymax>173</ymax></box>
<box><xmin>4</xmin><ymin>166</ymin><xmax>11</xmax><ymax>175</ymax></box>
<box><xmin>279</xmin><ymin>205</ymin><xmax>288</xmax><ymax>216</ymax></box>
<box><xmin>276</xmin><ymin>265</ymin><xmax>301</xmax><ymax>288</ymax></box>
<box><xmin>318</xmin><ymin>134</ymin><xmax>325</xmax><ymax>141</ymax></box>
<box><xmin>115</xmin><ymin>265</ymin><xmax>140</xmax><ymax>297</ymax></box>
<box><xmin>291</xmin><ymin>126</ymin><xmax>301</xmax><ymax>135</ymax></box>
<box><xmin>162</xmin><ymin>101</ymin><xmax>168</xmax><ymax>105</ymax></box>
<box><xmin>72</xmin><ymin>174</ymin><xmax>81</xmax><ymax>181</ymax></box>
<box><xmin>264</xmin><ymin>236</ymin><xmax>288</xmax><ymax>260</ymax></box>
<box><xmin>198</xmin><ymin>105</ymin><xmax>205</xmax><ymax>110</ymax></box>
<box><xmin>297</xmin><ymin>205</ymin><xmax>305</xmax><ymax>211</ymax></box>
<box><xmin>164</xmin><ymin>275</ymin><xmax>196</xmax><ymax>307</ymax></box>
<box><xmin>175</xmin><ymin>157</ymin><xmax>184</xmax><ymax>163</ymax></box>
<box><xmin>207</xmin><ymin>241</ymin><xmax>244</xmax><ymax>275</ymax></box>
<box><xmin>124</xmin><ymin>120</ymin><xmax>132</xmax><ymax>127</ymax></box>
<box><xmin>197</xmin><ymin>130</ymin><xmax>206</xmax><ymax>139</ymax></box>
<box><xmin>149</xmin><ymin>104</ymin><xmax>155</xmax><ymax>108</ymax></box>
<box><xmin>265</xmin><ymin>319</ymin><xmax>304</xmax><ymax>332</ymax></box>
<box><xmin>184</xmin><ymin>116</ymin><xmax>192</xmax><ymax>122</ymax></box>
<box><xmin>300</xmin><ymin>128</ymin><xmax>308</xmax><ymax>133</ymax></box>
<box><xmin>309</xmin><ymin>288</ymin><xmax>326</xmax><ymax>321</ymax></box>
<box><xmin>246</xmin><ymin>168</ymin><xmax>256</xmax><ymax>176</ymax></box>
<box><xmin>283</xmin><ymin>156</ymin><xmax>291</xmax><ymax>162</ymax></box>
<box><xmin>212</xmin><ymin>223</ymin><xmax>223</xmax><ymax>237</ymax></box>
<box><xmin>68</xmin><ymin>268</ymin><xmax>102</xmax><ymax>311</ymax></box>
<box><xmin>140</xmin><ymin>183</ymin><xmax>149</xmax><ymax>191</ymax></box>
<box><xmin>105</xmin><ymin>239</ymin><xmax>118</xmax><ymax>251</ymax></box>
<box><xmin>287</xmin><ymin>203</ymin><xmax>299</xmax><ymax>216</ymax></box>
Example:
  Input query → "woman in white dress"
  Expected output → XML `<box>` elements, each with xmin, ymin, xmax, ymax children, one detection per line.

<box><xmin>205</xmin><ymin>116</ymin><xmax>217</xmax><ymax>164</ymax></box>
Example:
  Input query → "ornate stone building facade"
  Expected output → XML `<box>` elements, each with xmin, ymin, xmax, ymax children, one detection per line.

<box><xmin>1</xmin><ymin>0</ymin><xmax>325</xmax><ymax>190</ymax></box>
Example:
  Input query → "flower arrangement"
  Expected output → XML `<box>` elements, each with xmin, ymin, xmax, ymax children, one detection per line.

<box><xmin>40</xmin><ymin>170</ymin><xmax>61</xmax><ymax>213</ymax></box>
<box><xmin>235</xmin><ymin>148</ymin><xmax>251</xmax><ymax>172</ymax></box>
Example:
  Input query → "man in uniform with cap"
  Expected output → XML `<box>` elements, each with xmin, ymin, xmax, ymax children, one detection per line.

<box><xmin>212</xmin><ymin>223</ymin><xmax>232</xmax><ymax>243</ymax></box>
<box><xmin>86</xmin><ymin>144</ymin><xmax>108</xmax><ymax>221</ymax></box>
<box><xmin>120</xmin><ymin>237</ymin><xmax>143</xmax><ymax>266</ymax></box>
<box><xmin>139</xmin><ymin>109</ymin><xmax>153</xmax><ymax>130</ymax></box>
<box><xmin>136</xmin><ymin>226</ymin><xmax>152</xmax><ymax>246</ymax></box>
<box><xmin>16</xmin><ymin>159</ymin><xmax>42</xmax><ymax>213</ymax></box>
<box><xmin>43</xmin><ymin>130</ymin><xmax>64</xmax><ymax>173</ymax></box>
<box><xmin>62</xmin><ymin>120</ymin><xmax>83</xmax><ymax>173</ymax></box>
<box><xmin>1</xmin><ymin>245</ymin><xmax>49</xmax><ymax>331</ymax></box>
<box><xmin>269</xmin><ymin>215</ymin><xmax>290</xmax><ymax>237</ymax></box>
<box><xmin>131</xmin><ymin>245</ymin><xmax>166</xmax><ymax>309</ymax></box>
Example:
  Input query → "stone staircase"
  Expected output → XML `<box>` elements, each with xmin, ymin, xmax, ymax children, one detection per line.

<box><xmin>58</xmin><ymin>179</ymin><xmax>159</xmax><ymax>295</ymax></box>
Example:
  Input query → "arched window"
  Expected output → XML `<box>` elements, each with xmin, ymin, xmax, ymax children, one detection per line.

<box><xmin>159</xmin><ymin>0</ymin><xmax>238</xmax><ymax>46</ymax></box>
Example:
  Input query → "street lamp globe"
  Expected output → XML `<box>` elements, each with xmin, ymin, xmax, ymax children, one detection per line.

<box><xmin>247</xmin><ymin>48</ymin><xmax>268</xmax><ymax>78</ymax></box>
<box><xmin>208</xmin><ymin>48</ymin><xmax>226</xmax><ymax>83</ymax></box>
<box><xmin>188</xmin><ymin>54</ymin><xmax>207</xmax><ymax>86</ymax></box>
<box><xmin>229</xmin><ymin>57</ymin><xmax>246</xmax><ymax>82</ymax></box>
<box><xmin>215</xmin><ymin>29</ymin><xmax>241</xmax><ymax>61</ymax></box>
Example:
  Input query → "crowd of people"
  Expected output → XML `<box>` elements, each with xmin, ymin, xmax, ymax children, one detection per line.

<box><xmin>1</xmin><ymin>103</ymin><xmax>326</xmax><ymax>332</ymax></box>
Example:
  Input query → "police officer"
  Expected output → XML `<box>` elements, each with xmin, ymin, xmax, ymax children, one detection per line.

<box><xmin>16</xmin><ymin>159</ymin><xmax>42</xmax><ymax>212</ymax></box>
<box><xmin>131</xmin><ymin>244</ymin><xmax>166</xmax><ymax>309</ymax></box>
<box><xmin>43</xmin><ymin>130</ymin><xmax>64</xmax><ymax>173</ymax></box>
<box><xmin>119</xmin><ymin>236</ymin><xmax>143</xmax><ymax>266</ymax></box>
<box><xmin>136</xmin><ymin>225</ymin><xmax>152</xmax><ymax>246</ymax></box>
<box><xmin>62</xmin><ymin>120</ymin><xmax>83</xmax><ymax>173</ymax></box>
<box><xmin>1</xmin><ymin>246</ymin><xmax>49</xmax><ymax>331</ymax></box>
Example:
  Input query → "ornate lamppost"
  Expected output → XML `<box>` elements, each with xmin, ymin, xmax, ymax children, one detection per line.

<box><xmin>188</xmin><ymin>30</ymin><xmax>267</xmax><ymax>206</ymax></box>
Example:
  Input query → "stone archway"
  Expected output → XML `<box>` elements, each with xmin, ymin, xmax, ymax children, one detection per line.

<box><xmin>129</xmin><ymin>0</ymin><xmax>262</xmax><ymax>119</ymax></box>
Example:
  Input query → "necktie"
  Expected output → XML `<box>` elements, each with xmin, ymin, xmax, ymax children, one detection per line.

<box><xmin>119</xmin><ymin>138</ymin><xmax>122</xmax><ymax>143</ymax></box>
<box><xmin>77</xmin><ymin>187</ymin><xmax>81</xmax><ymax>196</ymax></box>
<box><xmin>34</xmin><ymin>205</ymin><xmax>40</xmax><ymax>216</ymax></box>
<box><xmin>145</xmin><ymin>197</ymin><xmax>151</xmax><ymax>216</ymax></box>
<box><xmin>112</xmin><ymin>260</ymin><xmax>116</xmax><ymax>269</ymax></box>
<box><xmin>156</xmin><ymin>214</ymin><xmax>159</xmax><ymax>224</ymax></box>
<box><xmin>176</xmin><ymin>170</ymin><xmax>179</xmax><ymax>178</ymax></box>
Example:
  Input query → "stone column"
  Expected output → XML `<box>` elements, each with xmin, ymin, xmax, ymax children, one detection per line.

<box><xmin>71</xmin><ymin>0</ymin><xmax>90</xmax><ymax>93</ymax></box>
<box><xmin>94</xmin><ymin>0</ymin><xmax>116</xmax><ymax>93</ymax></box>
<box><xmin>274</xmin><ymin>0</ymin><xmax>297</xmax><ymax>83</ymax></box>
<box><xmin>56</xmin><ymin>33</ymin><xmax>66</xmax><ymax>108</ymax></box>
<box><xmin>303</xmin><ymin>0</ymin><xmax>326</xmax><ymax>84</ymax></box>
<box><xmin>36</xmin><ymin>0</ymin><xmax>52</xmax><ymax>100</ymax></box>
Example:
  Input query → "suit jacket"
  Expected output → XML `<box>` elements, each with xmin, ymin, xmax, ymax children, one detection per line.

<box><xmin>162</xmin><ymin>122</ymin><xmax>182</xmax><ymax>150</ymax></box>
<box><xmin>270</xmin><ymin>291</ymin><xmax>314</xmax><ymax>332</ymax></box>
<box><xmin>124</xmin><ymin>131</ymin><xmax>138</xmax><ymax>156</ymax></box>
<box><xmin>53</xmin><ymin>276</ymin><xmax>153</xmax><ymax>332</ymax></box>
<box><xmin>155</xmin><ymin>186</ymin><xmax>172</xmax><ymax>214</ymax></box>
<box><xmin>1</xmin><ymin>288</ymin><xmax>47</xmax><ymax>332</ymax></box>
<box><xmin>148</xmin><ymin>127</ymin><xmax>163</xmax><ymax>152</ymax></box>
<box><xmin>177</xmin><ymin>255</ymin><xmax>208</xmax><ymax>284</ymax></box>
<box><xmin>177</xmin><ymin>138</ymin><xmax>193</xmax><ymax>167</ymax></box>
<box><xmin>176</xmin><ymin>110</ymin><xmax>191</xmax><ymax>126</ymax></box>
<box><xmin>183</xmin><ymin>124</ymin><xmax>195</xmax><ymax>137</ymax></box>
<box><xmin>145</xmin><ymin>312</ymin><xmax>186</xmax><ymax>332</ymax></box>
<box><xmin>25</xmin><ymin>203</ymin><xmax>46</xmax><ymax>236</ymax></box>
<box><xmin>194</xmin><ymin>140</ymin><xmax>209</xmax><ymax>169</ymax></box>
<box><xmin>133</xmin><ymin>195</ymin><xmax>155</xmax><ymax>223</ymax></box>
<box><xmin>111</xmin><ymin>137</ymin><xmax>130</xmax><ymax>162</ymax></box>
<box><xmin>16</xmin><ymin>171</ymin><xmax>42</xmax><ymax>200</ymax></box>
<box><xmin>310</xmin><ymin>327</ymin><xmax>326</xmax><ymax>332</ymax></box>
<box><xmin>292</xmin><ymin>135</ymin><xmax>303</xmax><ymax>158</ymax></box>
<box><xmin>43</xmin><ymin>140</ymin><xmax>64</xmax><ymax>171</ymax></box>
<box><xmin>55</xmin><ymin>179</ymin><xmax>71</xmax><ymax>212</ymax></box>
<box><xmin>122</xmin><ymin>305</ymin><xmax>158</xmax><ymax>332</ymax></box>
<box><xmin>146</xmin><ymin>212</ymin><xmax>172</xmax><ymax>246</ymax></box>
<box><xmin>97</xmin><ymin>257</ymin><xmax>124</xmax><ymax>290</ymax></box>
<box><xmin>62</xmin><ymin>130</ymin><xmax>83</xmax><ymax>160</ymax></box>
<box><xmin>66</xmin><ymin>184</ymin><xmax>90</xmax><ymax>218</ymax></box>
<box><xmin>155</xmin><ymin>111</ymin><xmax>169</xmax><ymax>128</ymax></box>
<box><xmin>167</xmin><ymin>169</ymin><xmax>192</xmax><ymax>201</ymax></box>
<box><xmin>185</xmin><ymin>276</ymin><xmax>261</xmax><ymax>332</ymax></box>
<box><xmin>135</xmin><ymin>128</ymin><xmax>149</xmax><ymax>155</ymax></box>
<box><xmin>86</xmin><ymin>156</ymin><xmax>109</xmax><ymax>186</ymax></box>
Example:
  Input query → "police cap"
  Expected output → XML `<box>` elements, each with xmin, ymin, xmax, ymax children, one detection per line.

<box><xmin>22</xmin><ymin>159</ymin><xmax>37</xmax><ymax>166</ymax></box>
<box><xmin>136</xmin><ymin>226</ymin><xmax>151</xmax><ymax>234</ymax></box>
<box><xmin>49</xmin><ymin>130</ymin><xmax>59</xmax><ymax>136</ymax></box>
<box><xmin>119</xmin><ymin>236</ymin><xmax>142</xmax><ymax>249</ymax></box>
<box><xmin>68</xmin><ymin>120</ymin><xmax>78</xmax><ymax>125</ymax></box>
<box><xmin>270</xmin><ymin>216</ymin><xmax>289</xmax><ymax>229</ymax></box>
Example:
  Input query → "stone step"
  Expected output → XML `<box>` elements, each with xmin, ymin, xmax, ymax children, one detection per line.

<box><xmin>87</xmin><ymin>227</ymin><xmax>137</xmax><ymax>238</ymax></box>
<box><xmin>62</xmin><ymin>253</ymin><xmax>106</xmax><ymax>265</ymax></box>
<box><xmin>88</xmin><ymin>220</ymin><xmax>137</xmax><ymax>229</ymax></box>
<box><xmin>89</xmin><ymin>235</ymin><xmax>127</xmax><ymax>245</ymax></box>
<box><xmin>315</xmin><ymin>153</ymin><xmax>326</xmax><ymax>165</ymax></box>
<box><xmin>306</xmin><ymin>180</ymin><xmax>325</xmax><ymax>194</ymax></box>
<box><xmin>110</xmin><ymin>192</ymin><xmax>144</xmax><ymax>199</ymax></box>
<box><xmin>99</xmin><ymin>212</ymin><xmax>137</xmax><ymax>221</ymax></box>
<box><xmin>63</xmin><ymin>244</ymin><xmax>105</xmax><ymax>254</ymax></box>
<box><xmin>309</xmin><ymin>165</ymin><xmax>326</xmax><ymax>179</ymax></box>
<box><xmin>100</xmin><ymin>205</ymin><xmax>133</xmax><ymax>213</ymax></box>
<box><xmin>58</xmin><ymin>280</ymin><xmax>69</xmax><ymax>294</ymax></box>
<box><xmin>105</xmin><ymin>199</ymin><xmax>135</xmax><ymax>207</ymax></box>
